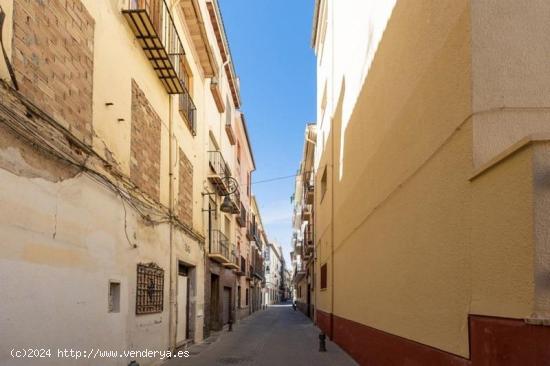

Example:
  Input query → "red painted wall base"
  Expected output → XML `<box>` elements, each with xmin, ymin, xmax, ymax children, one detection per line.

<box><xmin>315</xmin><ymin>310</ymin><xmax>550</xmax><ymax>366</ymax></box>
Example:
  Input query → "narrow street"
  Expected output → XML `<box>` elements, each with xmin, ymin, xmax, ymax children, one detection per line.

<box><xmin>166</xmin><ymin>304</ymin><xmax>356</xmax><ymax>366</ymax></box>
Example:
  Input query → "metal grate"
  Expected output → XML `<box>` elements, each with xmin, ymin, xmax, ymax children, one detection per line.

<box><xmin>122</xmin><ymin>0</ymin><xmax>186</xmax><ymax>94</ymax></box>
<box><xmin>136</xmin><ymin>263</ymin><xmax>164</xmax><ymax>314</ymax></box>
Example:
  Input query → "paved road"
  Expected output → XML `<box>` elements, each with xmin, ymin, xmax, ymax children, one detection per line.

<box><xmin>165</xmin><ymin>303</ymin><xmax>357</xmax><ymax>366</ymax></box>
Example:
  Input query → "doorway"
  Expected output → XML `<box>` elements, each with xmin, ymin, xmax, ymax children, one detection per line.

<box><xmin>210</xmin><ymin>274</ymin><xmax>220</xmax><ymax>327</ymax></box>
<box><xmin>307</xmin><ymin>284</ymin><xmax>311</xmax><ymax>318</ymax></box>
<box><xmin>222</xmin><ymin>286</ymin><xmax>232</xmax><ymax>325</ymax></box>
<box><xmin>176</xmin><ymin>263</ymin><xmax>189</xmax><ymax>344</ymax></box>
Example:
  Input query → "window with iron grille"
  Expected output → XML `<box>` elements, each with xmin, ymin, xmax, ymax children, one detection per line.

<box><xmin>136</xmin><ymin>263</ymin><xmax>164</xmax><ymax>315</ymax></box>
<box><xmin>320</xmin><ymin>263</ymin><xmax>328</xmax><ymax>290</ymax></box>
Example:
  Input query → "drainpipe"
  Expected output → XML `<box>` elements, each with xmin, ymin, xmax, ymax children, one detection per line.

<box><xmin>330</xmin><ymin>0</ymin><xmax>335</xmax><ymax>340</ymax></box>
<box><xmin>168</xmin><ymin>95</ymin><xmax>176</xmax><ymax>351</ymax></box>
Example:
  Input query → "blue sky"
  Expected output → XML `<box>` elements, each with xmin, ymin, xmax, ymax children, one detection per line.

<box><xmin>219</xmin><ymin>1</ymin><xmax>316</xmax><ymax>264</ymax></box>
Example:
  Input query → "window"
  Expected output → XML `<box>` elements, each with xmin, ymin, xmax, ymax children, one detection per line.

<box><xmin>178</xmin><ymin>58</ymin><xmax>196</xmax><ymax>134</ymax></box>
<box><xmin>245</xmin><ymin>288</ymin><xmax>249</xmax><ymax>305</ymax></box>
<box><xmin>180</xmin><ymin>59</ymin><xmax>192</xmax><ymax>93</ymax></box>
<box><xmin>225</xmin><ymin>96</ymin><xmax>232</xmax><ymax>127</ymax></box>
<box><xmin>136</xmin><ymin>263</ymin><xmax>164</xmax><ymax>315</ymax></box>
<box><xmin>320</xmin><ymin>263</ymin><xmax>328</xmax><ymax>290</ymax></box>
<box><xmin>108</xmin><ymin>281</ymin><xmax>120</xmax><ymax>313</ymax></box>
<box><xmin>320</xmin><ymin>166</ymin><xmax>328</xmax><ymax>202</ymax></box>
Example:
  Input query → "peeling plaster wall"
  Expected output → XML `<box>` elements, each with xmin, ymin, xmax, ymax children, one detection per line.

<box><xmin>0</xmin><ymin>152</ymin><xmax>204</xmax><ymax>365</ymax></box>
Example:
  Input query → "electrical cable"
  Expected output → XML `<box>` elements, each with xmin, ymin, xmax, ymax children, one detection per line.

<box><xmin>252</xmin><ymin>170</ymin><xmax>312</xmax><ymax>185</ymax></box>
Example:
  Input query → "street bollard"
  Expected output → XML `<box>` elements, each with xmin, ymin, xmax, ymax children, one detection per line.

<box><xmin>228</xmin><ymin>319</ymin><xmax>233</xmax><ymax>332</ymax></box>
<box><xmin>319</xmin><ymin>332</ymin><xmax>327</xmax><ymax>352</ymax></box>
<box><xmin>128</xmin><ymin>361</ymin><xmax>139</xmax><ymax>366</ymax></box>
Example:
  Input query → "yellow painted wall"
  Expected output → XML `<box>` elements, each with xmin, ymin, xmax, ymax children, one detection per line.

<box><xmin>314</xmin><ymin>0</ymin><xmax>543</xmax><ymax>358</ymax></box>
<box><xmin>470</xmin><ymin>147</ymin><xmax>534</xmax><ymax>318</ymax></box>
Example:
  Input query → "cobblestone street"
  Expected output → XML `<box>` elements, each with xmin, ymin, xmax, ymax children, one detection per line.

<box><xmin>165</xmin><ymin>304</ymin><xmax>357</xmax><ymax>366</ymax></box>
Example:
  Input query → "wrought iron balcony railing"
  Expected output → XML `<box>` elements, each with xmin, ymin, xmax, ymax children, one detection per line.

<box><xmin>236</xmin><ymin>201</ymin><xmax>247</xmax><ymax>227</ymax></box>
<box><xmin>252</xmin><ymin>253</ymin><xmax>264</xmax><ymax>280</ymax></box>
<box><xmin>208</xmin><ymin>229</ymin><xmax>229</xmax><ymax>264</ymax></box>
<box><xmin>293</xmin><ymin>261</ymin><xmax>306</xmax><ymax>283</ymax></box>
<box><xmin>123</xmin><ymin>0</ymin><xmax>186</xmax><ymax>94</ymax></box>
<box><xmin>208</xmin><ymin>150</ymin><xmax>231</xmax><ymax>195</ymax></box>
<box><xmin>227</xmin><ymin>186</ymin><xmax>241</xmax><ymax>215</ymax></box>
<box><xmin>235</xmin><ymin>256</ymin><xmax>246</xmax><ymax>276</ymax></box>
<box><xmin>225</xmin><ymin>250</ymin><xmax>240</xmax><ymax>270</ymax></box>
<box><xmin>222</xmin><ymin>247</ymin><xmax>239</xmax><ymax>270</ymax></box>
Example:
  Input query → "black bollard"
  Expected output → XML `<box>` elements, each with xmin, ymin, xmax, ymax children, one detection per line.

<box><xmin>319</xmin><ymin>332</ymin><xmax>327</xmax><ymax>352</ymax></box>
<box><xmin>128</xmin><ymin>361</ymin><xmax>139</xmax><ymax>366</ymax></box>
<box><xmin>228</xmin><ymin>319</ymin><xmax>233</xmax><ymax>332</ymax></box>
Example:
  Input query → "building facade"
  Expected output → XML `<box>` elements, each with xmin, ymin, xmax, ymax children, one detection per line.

<box><xmin>264</xmin><ymin>242</ymin><xmax>283</xmax><ymax>305</ymax></box>
<box><xmin>311</xmin><ymin>0</ymin><xmax>550</xmax><ymax>365</ymax></box>
<box><xmin>0</xmin><ymin>0</ymin><xmax>264</xmax><ymax>365</ymax></box>
<box><xmin>248</xmin><ymin>196</ymin><xmax>266</xmax><ymax>312</ymax></box>
<box><xmin>291</xmin><ymin>124</ymin><xmax>316</xmax><ymax>319</ymax></box>
<box><xmin>234</xmin><ymin>112</ymin><xmax>256</xmax><ymax>321</ymax></box>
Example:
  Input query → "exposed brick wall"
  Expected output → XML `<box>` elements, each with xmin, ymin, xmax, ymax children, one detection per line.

<box><xmin>130</xmin><ymin>80</ymin><xmax>161</xmax><ymax>202</ymax></box>
<box><xmin>177</xmin><ymin>148</ymin><xmax>193</xmax><ymax>227</ymax></box>
<box><xmin>12</xmin><ymin>0</ymin><xmax>94</xmax><ymax>145</ymax></box>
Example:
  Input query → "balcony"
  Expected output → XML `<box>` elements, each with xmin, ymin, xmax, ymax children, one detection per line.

<box><xmin>304</xmin><ymin>223</ymin><xmax>314</xmax><ymax>250</ymax></box>
<box><xmin>226</xmin><ymin>187</ymin><xmax>241</xmax><ymax>215</ymax></box>
<box><xmin>247</xmin><ymin>219</ymin><xmax>256</xmax><ymax>241</ymax></box>
<box><xmin>235</xmin><ymin>256</ymin><xmax>246</xmax><ymax>276</ymax></box>
<box><xmin>224</xmin><ymin>249</ymin><xmax>240</xmax><ymax>271</ymax></box>
<box><xmin>225</xmin><ymin>112</ymin><xmax>236</xmax><ymax>145</ymax></box>
<box><xmin>208</xmin><ymin>151</ymin><xmax>230</xmax><ymax>195</ymax></box>
<box><xmin>252</xmin><ymin>253</ymin><xmax>264</xmax><ymax>281</ymax></box>
<box><xmin>122</xmin><ymin>0</ymin><xmax>187</xmax><ymax>94</ymax></box>
<box><xmin>294</xmin><ymin>238</ymin><xmax>303</xmax><ymax>253</ymax></box>
<box><xmin>208</xmin><ymin>229</ymin><xmax>230</xmax><ymax>264</ymax></box>
<box><xmin>294</xmin><ymin>261</ymin><xmax>306</xmax><ymax>283</ymax></box>
<box><xmin>236</xmin><ymin>202</ymin><xmax>247</xmax><ymax>227</ymax></box>
<box><xmin>305</xmin><ymin>182</ymin><xmax>314</xmax><ymax>205</ymax></box>
<box><xmin>253</xmin><ymin>230</ymin><xmax>261</xmax><ymax>246</ymax></box>
<box><xmin>302</xmin><ymin>204</ymin><xmax>312</xmax><ymax>221</ymax></box>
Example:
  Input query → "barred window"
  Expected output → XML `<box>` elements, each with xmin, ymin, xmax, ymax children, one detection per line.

<box><xmin>136</xmin><ymin>263</ymin><xmax>164</xmax><ymax>315</ymax></box>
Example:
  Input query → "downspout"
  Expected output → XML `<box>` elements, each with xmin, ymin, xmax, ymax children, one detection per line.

<box><xmin>168</xmin><ymin>95</ymin><xmax>176</xmax><ymax>351</ymax></box>
<box><xmin>330</xmin><ymin>0</ymin><xmax>335</xmax><ymax>340</ymax></box>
